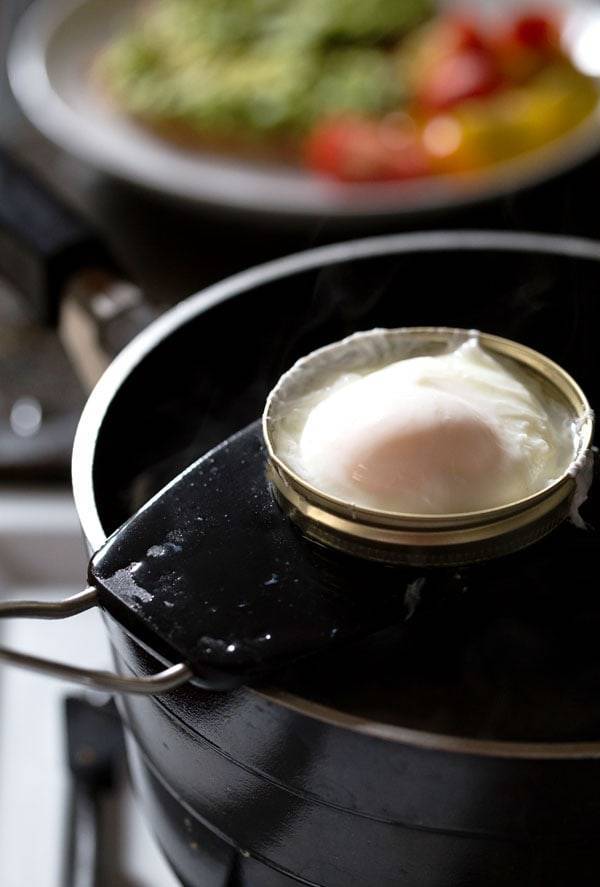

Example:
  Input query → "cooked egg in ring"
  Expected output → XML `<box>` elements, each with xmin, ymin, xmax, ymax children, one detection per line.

<box><xmin>274</xmin><ymin>336</ymin><xmax>576</xmax><ymax>515</ymax></box>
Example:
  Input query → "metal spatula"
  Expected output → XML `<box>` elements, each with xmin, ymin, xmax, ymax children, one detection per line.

<box><xmin>0</xmin><ymin>421</ymin><xmax>420</xmax><ymax>694</ymax></box>
<box><xmin>89</xmin><ymin>420</ymin><xmax>419</xmax><ymax>689</ymax></box>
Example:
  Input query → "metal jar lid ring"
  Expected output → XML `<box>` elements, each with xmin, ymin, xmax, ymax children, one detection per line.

<box><xmin>263</xmin><ymin>327</ymin><xmax>595</xmax><ymax>567</ymax></box>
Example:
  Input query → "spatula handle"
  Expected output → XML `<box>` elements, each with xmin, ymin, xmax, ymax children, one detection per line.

<box><xmin>0</xmin><ymin>588</ymin><xmax>192</xmax><ymax>694</ymax></box>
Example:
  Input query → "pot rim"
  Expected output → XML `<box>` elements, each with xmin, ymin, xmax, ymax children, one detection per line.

<box><xmin>72</xmin><ymin>228</ymin><xmax>600</xmax><ymax>759</ymax></box>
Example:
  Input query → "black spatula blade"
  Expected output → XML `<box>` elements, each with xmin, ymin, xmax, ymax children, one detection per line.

<box><xmin>89</xmin><ymin>420</ymin><xmax>419</xmax><ymax>689</ymax></box>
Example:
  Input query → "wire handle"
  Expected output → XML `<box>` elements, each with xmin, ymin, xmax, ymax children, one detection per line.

<box><xmin>0</xmin><ymin>588</ymin><xmax>192</xmax><ymax>694</ymax></box>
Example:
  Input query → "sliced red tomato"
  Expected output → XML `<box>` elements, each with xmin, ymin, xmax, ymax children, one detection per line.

<box><xmin>438</xmin><ymin>15</ymin><xmax>488</xmax><ymax>54</ymax></box>
<box><xmin>305</xmin><ymin>118</ymin><xmax>431</xmax><ymax>183</ymax></box>
<box><xmin>491</xmin><ymin>37</ymin><xmax>545</xmax><ymax>84</ymax></box>
<box><xmin>490</xmin><ymin>10</ymin><xmax>562</xmax><ymax>85</ymax></box>
<box><xmin>415</xmin><ymin>49</ymin><xmax>504</xmax><ymax>112</ymax></box>
<box><xmin>412</xmin><ymin>15</ymin><xmax>489</xmax><ymax>67</ymax></box>
<box><xmin>407</xmin><ymin>16</ymin><xmax>489</xmax><ymax>91</ymax></box>
<box><xmin>511</xmin><ymin>11</ymin><xmax>561</xmax><ymax>52</ymax></box>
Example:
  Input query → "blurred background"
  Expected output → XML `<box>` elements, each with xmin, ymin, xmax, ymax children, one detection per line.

<box><xmin>2</xmin><ymin>0</ymin><xmax>600</xmax><ymax>885</ymax></box>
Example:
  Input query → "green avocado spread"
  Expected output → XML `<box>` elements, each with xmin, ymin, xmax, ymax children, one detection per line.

<box><xmin>100</xmin><ymin>0</ymin><xmax>433</xmax><ymax>142</ymax></box>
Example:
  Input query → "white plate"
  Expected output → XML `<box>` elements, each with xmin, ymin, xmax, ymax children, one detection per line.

<box><xmin>8</xmin><ymin>0</ymin><xmax>600</xmax><ymax>218</ymax></box>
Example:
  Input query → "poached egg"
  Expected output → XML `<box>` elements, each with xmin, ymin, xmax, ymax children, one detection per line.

<box><xmin>278</xmin><ymin>337</ymin><xmax>573</xmax><ymax>515</ymax></box>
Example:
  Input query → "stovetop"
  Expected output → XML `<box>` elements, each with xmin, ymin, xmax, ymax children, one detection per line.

<box><xmin>0</xmin><ymin>488</ymin><xmax>180</xmax><ymax>887</ymax></box>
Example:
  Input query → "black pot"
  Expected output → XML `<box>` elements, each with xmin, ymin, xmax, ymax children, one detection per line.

<box><xmin>69</xmin><ymin>231</ymin><xmax>600</xmax><ymax>887</ymax></box>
